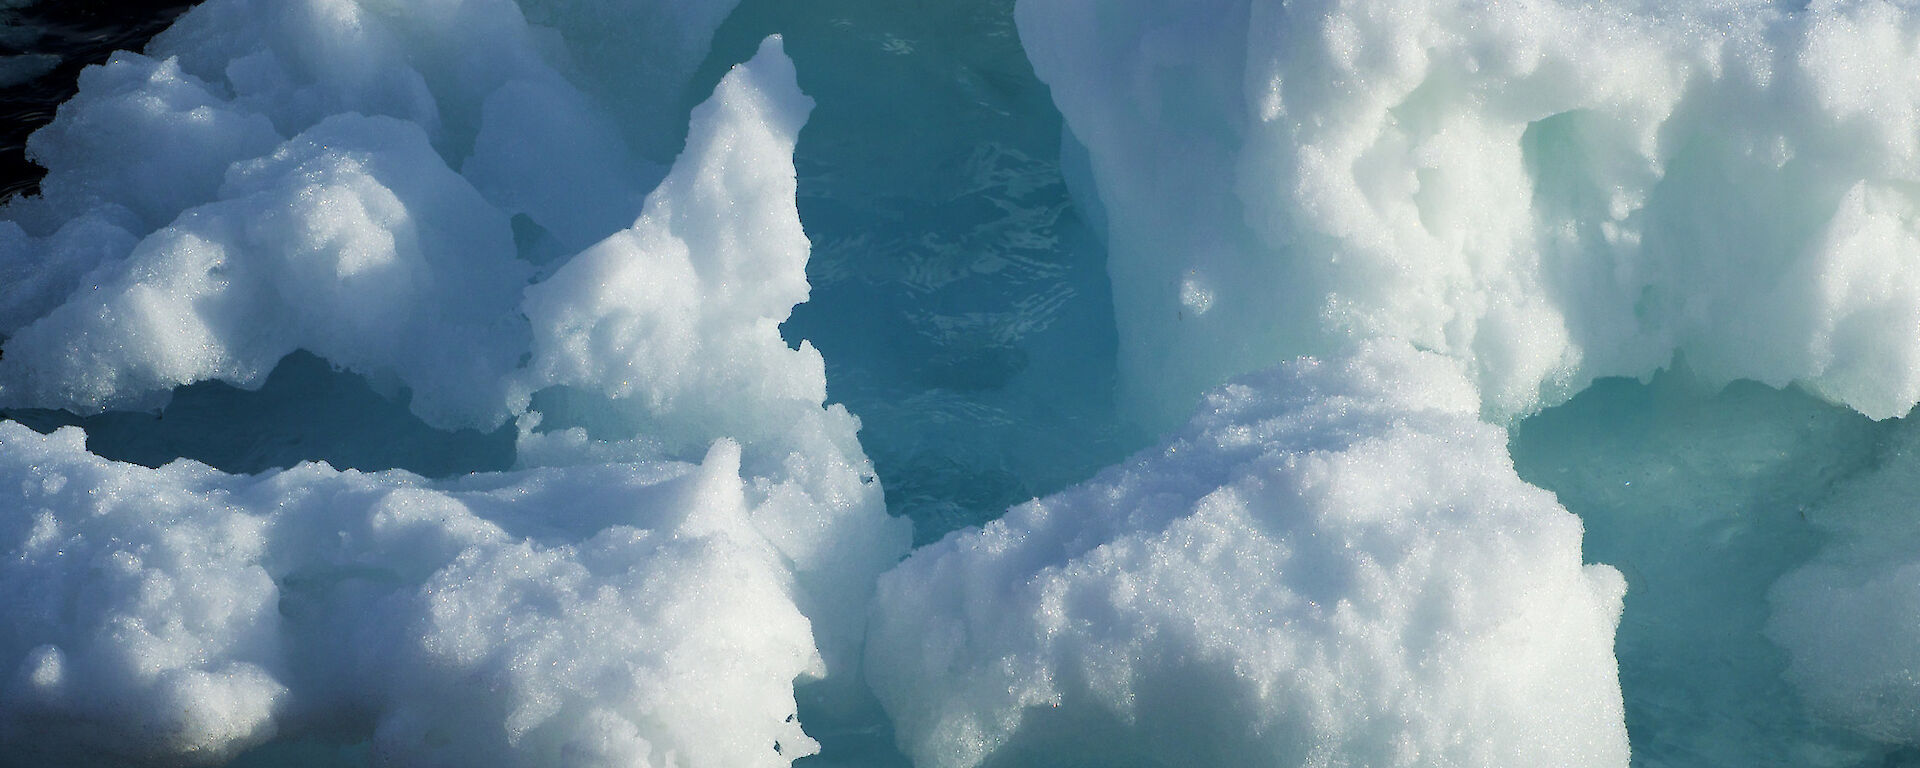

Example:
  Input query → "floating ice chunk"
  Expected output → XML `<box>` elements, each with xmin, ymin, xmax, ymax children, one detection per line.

<box><xmin>0</xmin><ymin>0</ymin><xmax>541</xmax><ymax>344</ymax></box>
<box><xmin>144</xmin><ymin>0</ymin><xmax>744</xmax><ymax>168</ymax></box>
<box><xmin>519</xmin><ymin>36</ymin><xmax>911</xmax><ymax>691</ymax></box>
<box><xmin>0</xmin><ymin>51</ymin><xmax>280</xmax><ymax>334</ymax></box>
<box><xmin>0</xmin><ymin>0</ymin><xmax>756</xmax><ymax>426</ymax></box>
<box><xmin>525</xmin><ymin>38</ymin><xmax>820</xmax><ymax>433</ymax></box>
<box><xmin>0</xmin><ymin>421</ymin><xmax>823</xmax><ymax>768</ymax></box>
<box><xmin>1020</xmin><ymin>0</ymin><xmax>1920</xmax><ymax>426</ymax></box>
<box><xmin>104</xmin><ymin>0</ymin><xmax>714</xmax><ymax>245</ymax></box>
<box><xmin>147</xmin><ymin>0</ymin><xmax>443</xmax><ymax>149</ymax></box>
<box><xmin>491</xmin><ymin>35</ymin><xmax>838</xmax><ymax>472</ymax></box>
<box><xmin>0</xmin><ymin>113</ymin><xmax>530</xmax><ymax>430</ymax></box>
<box><xmin>867</xmin><ymin>342</ymin><xmax>1627</xmax><ymax>768</ymax></box>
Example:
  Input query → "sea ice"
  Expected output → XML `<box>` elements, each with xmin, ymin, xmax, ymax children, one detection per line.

<box><xmin>9</xmin><ymin>0</ymin><xmax>1920</xmax><ymax>765</ymax></box>
<box><xmin>0</xmin><ymin>422</ymin><xmax>820</xmax><ymax>768</ymax></box>
<box><xmin>867</xmin><ymin>343</ymin><xmax>1628</xmax><ymax>768</ymax></box>
<box><xmin>0</xmin><ymin>2</ymin><xmax>908</xmax><ymax>763</ymax></box>
<box><xmin>863</xmin><ymin>0</ymin><xmax>1920</xmax><ymax>764</ymax></box>
<box><xmin>0</xmin><ymin>110</ymin><xmax>532</xmax><ymax>428</ymax></box>
<box><xmin>1021</xmin><ymin>0</ymin><xmax>1920</xmax><ymax>428</ymax></box>
<box><xmin>516</xmin><ymin>36</ymin><xmax>910</xmax><ymax>693</ymax></box>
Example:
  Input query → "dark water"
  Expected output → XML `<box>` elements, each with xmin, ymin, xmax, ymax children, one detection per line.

<box><xmin>2</xmin><ymin>350</ymin><xmax>517</xmax><ymax>477</ymax></box>
<box><xmin>0</xmin><ymin>0</ymin><xmax>197</xmax><ymax>200</ymax></box>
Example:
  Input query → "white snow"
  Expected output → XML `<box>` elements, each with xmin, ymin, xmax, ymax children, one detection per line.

<box><xmin>517</xmin><ymin>37</ymin><xmax>909</xmax><ymax>694</ymax></box>
<box><xmin>9</xmin><ymin>0</ymin><xmax>1920</xmax><ymax>764</ymax></box>
<box><xmin>1021</xmin><ymin>0</ymin><xmax>1920</xmax><ymax>428</ymax></box>
<box><xmin>0</xmin><ymin>2</ymin><xmax>907</xmax><ymax>763</ymax></box>
<box><xmin>867</xmin><ymin>343</ymin><xmax>1628</xmax><ymax>768</ymax></box>
<box><xmin>0</xmin><ymin>422</ymin><xmax>820</xmax><ymax>768</ymax></box>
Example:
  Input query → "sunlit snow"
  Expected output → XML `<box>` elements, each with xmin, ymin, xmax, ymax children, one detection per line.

<box><xmin>4</xmin><ymin>0</ymin><xmax>1920</xmax><ymax>766</ymax></box>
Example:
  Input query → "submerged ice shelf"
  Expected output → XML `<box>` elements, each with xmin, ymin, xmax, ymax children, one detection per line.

<box><xmin>6</xmin><ymin>0</ymin><xmax>1920</xmax><ymax>766</ymax></box>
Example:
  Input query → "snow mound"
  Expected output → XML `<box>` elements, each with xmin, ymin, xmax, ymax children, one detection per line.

<box><xmin>516</xmin><ymin>37</ymin><xmax>909</xmax><ymax>690</ymax></box>
<box><xmin>867</xmin><ymin>342</ymin><xmax>1627</xmax><ymax>768</ymax></box>
<box><xmin>0</xmin><ymin>422</ymin><xmax>818</xmax><ymax>768</ymax></box>
<box><xmin>0</xmin><ymin>3</ymin><xmax>908</xmax><ymax>761</ymax></box>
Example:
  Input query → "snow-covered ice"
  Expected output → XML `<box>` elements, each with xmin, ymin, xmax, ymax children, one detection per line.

<box><xmin>1025</xmin><ymin>0</ymin><xmax>1920</xmax><ymax>428</ymax></box>
<box><xmin>867</xmin><ymin>342</ymin><xmax>1628</xmax><ymax>768</ymax></box>
<box><xmin>0</xmin><ymin>3</ymin><xmax>908</xmax><ymax>763</ymax></box>
<box><xmin>6</xmin><ymin>0</ymin><xmax>1920</xmax><ymax>765</ymax></box>
<box><xmin>1</xmin><ymin>423</ymin><xmax>820</xmax><ymax>767</ymax></box>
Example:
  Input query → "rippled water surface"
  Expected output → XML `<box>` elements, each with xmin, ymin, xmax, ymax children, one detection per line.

<box><xmin>0</xmin><ymin>0</ymin><xmax>1142</xmax><ymax>548</ymax></box>
<box><xmin>0</xmin><ymin>0</ymin><xmax>196</xmax><ymax>198</ymax></box>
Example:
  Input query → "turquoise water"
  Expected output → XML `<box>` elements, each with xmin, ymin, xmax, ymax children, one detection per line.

<box><xmin>4</xmin><ymin>1</ymin><xmax>1917</xmax><ymax>766</ymax></box>
<box><xmin>1513</xmin><ymin>372</ymin><xmax>1904</xmax><ymax>767</ymax></box>
<box><xmin>698</xmin><ymin>0</ymin><xmax>1142</xmax><ymax>546</ymax></box>
<box><xmin>1</xmin><ymin>0</ymin><xmax>1141</xmax><ymax>547</ymax></box>
<box><xmin>1</xmin><ymin>4</ymin><xmax>1134</xmax><ymax>761</ymax></box>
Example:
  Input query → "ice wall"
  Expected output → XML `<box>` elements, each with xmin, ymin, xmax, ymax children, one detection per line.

<box><xmin>515</xmin><ymin>40</ymin><xmax>908</xmax><ymax>692</ymax></box>
<box><xmin>1021</xmin><ymin>0</ymin><xmax>1920</xmax><ymax>428</ymax></box>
